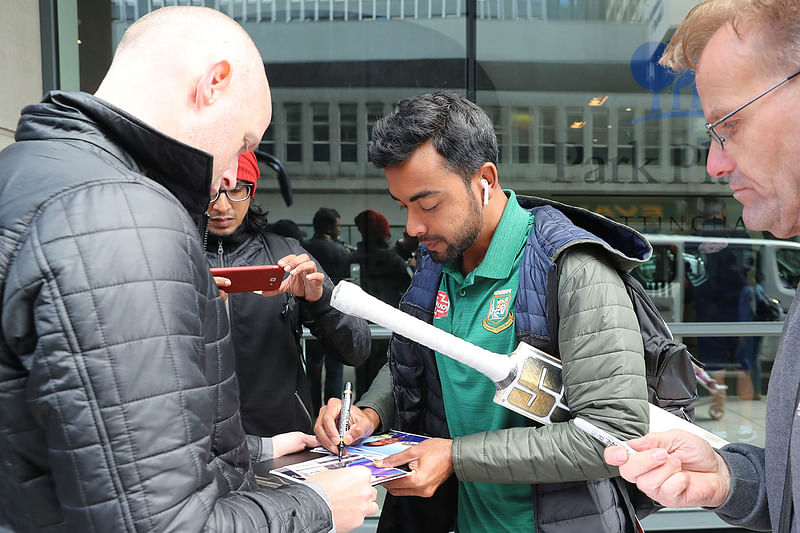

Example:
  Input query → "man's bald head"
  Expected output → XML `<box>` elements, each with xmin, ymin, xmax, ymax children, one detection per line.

<box><xmin>96</xmin><ymin>6</ymin><xmax>272</xmax><ymax>189</ymax></box>
<box><xmin>112</xmin><ymin>6</ymin><xmax>261</xmax><ymax>78</ymax></box>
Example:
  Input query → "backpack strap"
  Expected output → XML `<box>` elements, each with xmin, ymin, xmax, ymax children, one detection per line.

<box><xmin>544</xmin><ymin>252</ymin><xmax>565</xmax><ymax>359</ymax></box>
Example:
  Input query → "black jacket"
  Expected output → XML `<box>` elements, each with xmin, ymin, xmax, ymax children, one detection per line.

<box><xmin>206</xmin><ymin>228</ymin><xmax>370</xmax><ymax>436</ymax></box>
<box><xmin>303</xmin><ymin>235</ymin><xmax>351</xmax><ymax>283</ymax></box>
<box><xmin>352</xmin><ymin>240</ymin><xmax>411</xmax><ymax>308</ymax></box>
<box><xmin>0</xmin><ymin>91</ymin><xmax>333</xmax><ymax>532</ymax></box>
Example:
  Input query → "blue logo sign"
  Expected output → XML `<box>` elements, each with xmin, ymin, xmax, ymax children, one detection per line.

<box><xmin>629</xmin><ymin>41</ymin><xmax>703</xmax><ymax>124</ymax></box>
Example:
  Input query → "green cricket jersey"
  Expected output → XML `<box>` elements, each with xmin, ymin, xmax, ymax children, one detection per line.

<box><xmin>434</xmin><ymin>190</ymin><xmax>536</xmax><ymax>532</ymax></box>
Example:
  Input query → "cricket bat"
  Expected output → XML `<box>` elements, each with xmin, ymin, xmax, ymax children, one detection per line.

<box><xmin>332</xmin><ymin>280</ymin><xmax>570</xmax><ymax>424</ymax></box>
<box><xmin>331</xmin><ymin>281</ymin><xmax>729</xmax><ymax>448</ymax></box>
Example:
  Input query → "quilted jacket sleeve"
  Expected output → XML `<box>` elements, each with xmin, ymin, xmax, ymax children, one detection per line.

<box><xmin>1</xmin><ymin>181</ymin><xmax>332</xmax><ymax>532</ymax></box>
<box><xmin>452</xmin><ymin>247</ymin><xmax>649</xmax><ymax>484</ymax></box>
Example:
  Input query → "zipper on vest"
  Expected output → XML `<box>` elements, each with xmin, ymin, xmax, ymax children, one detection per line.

<box><xmin>217</xmin><ymin>240</ymin><xmax>225</xmax><ymax>267</ymax></box>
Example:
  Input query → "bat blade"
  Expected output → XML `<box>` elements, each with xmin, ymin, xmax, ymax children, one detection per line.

<box><xmin>492</xmin><ymin>347</ymin><xmax>571</xmax><ymax>424</ymax></box>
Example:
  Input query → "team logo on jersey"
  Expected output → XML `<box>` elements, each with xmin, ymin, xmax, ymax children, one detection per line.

<box><xmin>434</xmin><ymin>291</ymin><xmax>450</xmax><ymax>318</ymax></box>
<box><xmin>483</xmin><ymin>289</ymin><xmax>514</xmax><ymax>333</ymax></box>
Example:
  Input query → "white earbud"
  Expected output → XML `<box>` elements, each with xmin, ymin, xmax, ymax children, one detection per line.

<box><xmin>480</xmin><ymin>178</ymin><xmax>490</xmax><ymax>206</ymax></box>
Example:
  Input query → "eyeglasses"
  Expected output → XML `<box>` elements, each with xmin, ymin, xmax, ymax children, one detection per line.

<box><xmin>209</xmin><ymin>183</ymin><xmax>253</xmax><ymax>204</ymax></box>
<box><xmin>706</xmin><ymin>69</ymin><xmax>800</xmax><ymax>150</ymax></box>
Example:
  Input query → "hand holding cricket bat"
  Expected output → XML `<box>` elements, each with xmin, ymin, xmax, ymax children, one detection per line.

<box><xmin>331</xmin><ymin>281</ymin><xmax>729</xmax><ymax>448</ymax></box>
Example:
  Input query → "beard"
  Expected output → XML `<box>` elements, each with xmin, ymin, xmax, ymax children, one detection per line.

<box><xmin>425</xmin><ymin>194</ymin><xmax>483</xmax><ymax>264</ymax></box>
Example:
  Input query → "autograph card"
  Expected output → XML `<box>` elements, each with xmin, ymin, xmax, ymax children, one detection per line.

<box><xmin>269</xmin><ymin>453</ymin><xmax>409</xmax><ymax>485</ymax></box>
<box><xmin>310</xmin><ymin>430</ymin><xmax>430</xmax><ymax>458</ymax></box>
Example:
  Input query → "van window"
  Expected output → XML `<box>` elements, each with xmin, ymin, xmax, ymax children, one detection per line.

<box><xmin>684</xmin><ymin>251</ymin><xmax>708</xmax><ymax>287</ymax></box>
<box><xmin>777</xmin><ymin>248</ymin><xmax>800</xmax><ymax>289</ymax></box>
<box><xmin>635</xmin><ymin>238</ymin><xmax>798</xmax><ymax>323</ymax></box>
<box><xmin>687</xmin><ymin>242</ymin><xmax>756</xmax><ymax>320</ymax></box>
<box><xmin>631</xmin><ymin>244</ymin><xmax>677</xmax><ymax>287</ymax></box>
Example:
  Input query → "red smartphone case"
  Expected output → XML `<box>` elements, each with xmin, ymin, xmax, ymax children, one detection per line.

<box><xmin>210</xmin><ymin>265</ymin><xmax>284</xmax><ymax>293</ymax></box>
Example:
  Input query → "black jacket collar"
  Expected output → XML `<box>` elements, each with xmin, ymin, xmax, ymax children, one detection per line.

<box><xmin>15</xmin><ymin>91</ymin><xmax>214</xmax><ymax>223</ymax></box>
<box><xmin>206</xmin><ymin>225</ymin><xmax>253</xmax><ymax>255</ymax></box>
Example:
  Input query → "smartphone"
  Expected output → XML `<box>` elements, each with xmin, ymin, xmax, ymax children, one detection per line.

<box><xmin>210</xmin><ymin>265</ymin><xmax>284</xmax><ymax>293</ymax></box>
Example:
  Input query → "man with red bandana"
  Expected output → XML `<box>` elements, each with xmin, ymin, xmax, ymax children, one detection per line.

<box><xmin>206</xmin><ymin>152</ymin><xmax>370</xmax><ymax>437</ymax></box>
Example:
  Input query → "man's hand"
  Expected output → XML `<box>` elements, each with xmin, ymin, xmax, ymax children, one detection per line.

<box><xmin>308</xmin><ymin>467</ymin><xmax>379</xmax><ymax>533</ymax></box>
<box><xmin>375</xmin><ymin>438</ymin><xmax>453</xmax><ymax>497</ymax></box>
<box><xmin>604</xmin><ymin>429</ymin><xmax>732</xmax><ymax>508</ymax></box>
<box><xmin>212</xmin><ymin>276</ymin><xmax>231</xmax><ymax>301</ymax></box>
<box><xmin>314</xmin><ymin>399</ymin><xmax>380</xmax><ymax>454</ymax></box>
<box><xmin>271</xmin><ymin>432</ymin><xmax>319</xmax><ymax>459</ymax></box>
<box><xmin>259</xmin><ymin>254</ymin><xmax>324</xmax><ymax>302</ymax></box>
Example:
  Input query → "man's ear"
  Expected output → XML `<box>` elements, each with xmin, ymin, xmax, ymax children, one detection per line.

<box><xmin>194</xmin><ymin>60</ymin><xmax>232</xmax><ymax>108</ymax></box>
<box><xmin>477</xmin><ymin>161</ymin><xmax>498</xmax><ymax>189</ymax></box>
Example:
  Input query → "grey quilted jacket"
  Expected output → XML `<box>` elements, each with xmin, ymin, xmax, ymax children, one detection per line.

<box><xmin>0</xmin><ymin>91</ymin><xmax>332</xmax><ymax>532</ymax></box>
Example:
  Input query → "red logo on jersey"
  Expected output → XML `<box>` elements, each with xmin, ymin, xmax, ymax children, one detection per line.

<box><xmin>434</xmin><ymin>291</ymin><xmax>450</xmax><ymax>318</ymax></box>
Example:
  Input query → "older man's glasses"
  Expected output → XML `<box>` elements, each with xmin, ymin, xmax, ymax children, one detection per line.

<box><xmin>210</xmin><ymin>183</ymin><xmax>253</xmax><ymax>204</ymax></box>
<box><xmin>706</xmin><ymin>69</ymin><xmax>800</xmax><ymax>149</ymax></box>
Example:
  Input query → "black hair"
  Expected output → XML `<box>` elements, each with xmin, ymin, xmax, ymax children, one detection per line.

<box><xmin>265</xmin><ymin>218</ymin><xmax>306</xmax><ymax>241</ymax></box>
<box><xmin>243</xmin><ymin>203</ymin><xmax>269</xmax><ymax>234</ymax></box>
<box><xmin>313</xmin><ymin>207</ymin><xmax>341</xmax><ymax>235</ymax></box>
<box><xmin>368</xmin><ymin>92</ymin><xmax>498</xmax><ymax>185</ymax></box>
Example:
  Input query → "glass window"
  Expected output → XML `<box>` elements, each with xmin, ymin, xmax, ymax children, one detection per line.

<box><xmin>366</xmin><ymin>102</ymin><xmax>385</xmax><ymax>142</ymax></box>
<box><xmin>591</xmin><ymin>107</ymin><xmax>608</xmax><ymax>165</ymax></box>
<box><xmin>617</xmin><ymin>107</ymin><xmax>635</xmax><ymax>165</ymax></box>
<box><xmin>668</xmin><ymin>116</ymin><xmax>707</xmax><ymax>168</ymax></box>
<box><xmin>340</xmin><ymin>103</ymin><xmax>358</xmax><ymax>162</ymax></box>
<box><xmin>565</xmin><ymin>107</ymin><xmax>584</xmax><ymax>166</ymax></box>
<box><xmin>632</xmin><ymin>244</ymin><xmax>677</xmax><ymax>287</ymax></box>
<box><xmin>777</xmin><ymin>248</ymin><xmax>800</xmax><ymax>289</ymax></box>
<box><xmin>285</xmin><ymin>103</ymin><xmax>302</xmax><ymax>162</ymax></box>
<box><xmin>538</xmin><ymin>107</ymin><xmax>556</xmax><ymax>165</ymax></box>
<box><xmin>312</xmin><ymin>102</ymin><xmax>330</xmax><ymax>162</ymax></box>
<box><xmin>643</xmin><ymin>117</ymin><xmax>660</xmax><ymax>166</ymax></box>
<box><xmin>484</xmin><ymin>106</ymin><xmax>504</xmax><ymax>163</ymax></box>
<box><xmin>259</xmin><ymin>127</ymin><xmax>275</xmax><ymax>156</ymax></box>
<box><xmin>511</xmin><ymin>107</ymin><xmax>531</xmax><ymax>164</ymax></box>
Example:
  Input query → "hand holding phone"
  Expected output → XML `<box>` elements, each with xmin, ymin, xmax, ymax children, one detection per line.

<box><xmin>210</xmin><ymin>265</ymin><xmax>284</xmax><ymax>293</ymax></box>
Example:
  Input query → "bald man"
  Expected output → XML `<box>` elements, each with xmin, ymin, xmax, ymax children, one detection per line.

<box><xmin>0</xmin><ymin>6</ymin><xmax>376</xmax><ymax>532</ymax></box>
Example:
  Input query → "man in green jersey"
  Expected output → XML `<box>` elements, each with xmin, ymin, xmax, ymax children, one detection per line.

<box><xmin>316</xmin><ymin>92</ymin><xmax>650</xmax><ymax>533</ymax></box>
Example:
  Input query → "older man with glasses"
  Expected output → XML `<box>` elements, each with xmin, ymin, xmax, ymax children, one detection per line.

<box><xmin>206</xmin><ymin>151</ymin><xmax>370</xmax><ymax>438</ymax></box>
<box><xmin>605</xmin><ymin>2</ymin><xmax>800</xmax><ymax>532</ymax></box>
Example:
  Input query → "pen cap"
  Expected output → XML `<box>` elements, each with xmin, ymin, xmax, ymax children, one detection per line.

<box><xmin>339</xmin><ymin>381</ymin><xmax>353</xmax><ymax>437</ymax></box>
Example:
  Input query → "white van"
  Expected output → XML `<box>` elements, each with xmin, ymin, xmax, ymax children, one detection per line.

<box><xmin>633</xmin><ymin>234</ymin><xmax>800</xmax><ymax>324</ymax></box>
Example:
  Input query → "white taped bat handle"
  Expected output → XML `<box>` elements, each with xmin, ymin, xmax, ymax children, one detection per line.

<box><xmin>331</xmin><ymin>281</ymin><xmax>513</xmax><ymax>383</ymax></box>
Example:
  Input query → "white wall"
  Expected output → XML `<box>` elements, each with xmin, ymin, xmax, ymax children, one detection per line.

<box><xmin>0</xmin><ymin>2</ymin><xmax>43</xmax><ymax>149</ymax></box>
